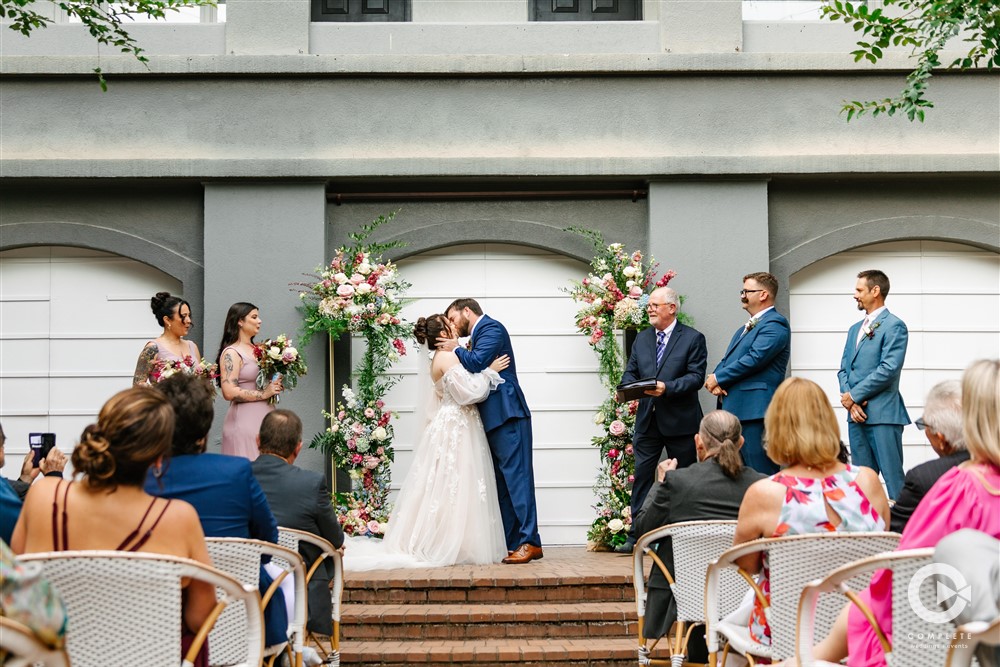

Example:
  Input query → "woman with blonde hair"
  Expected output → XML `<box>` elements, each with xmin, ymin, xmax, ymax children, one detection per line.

<box><xmin>732</xmin><ymin>376</ymin><xmax>889</xmax><ymax>648</ymax></box>
<box><xmin>807</xmin><ymin>359</ymin><xmax>1000</xmax><ymax>667</ymax></box>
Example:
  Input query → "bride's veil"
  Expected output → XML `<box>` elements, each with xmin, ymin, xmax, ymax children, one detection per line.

<box><xmin>412</xmin><ymin>344</ymin><xmax>441</xmax><ymax>436</ymax></box>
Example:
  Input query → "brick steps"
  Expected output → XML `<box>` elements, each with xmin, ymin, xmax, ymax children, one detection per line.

<box><xmin>337</xmin><ymin>547</ymin><xmax>640</xmax><ymax>666</ymax></box>
<box><xmin>342</xmin><ymin>601</ymin><xmax>637</xmax><ymax>640</ymax></box>
<box><xmin>339</xmin><ymin>637</ymin><xmax>640</xmax><ymax>666</ymax></box>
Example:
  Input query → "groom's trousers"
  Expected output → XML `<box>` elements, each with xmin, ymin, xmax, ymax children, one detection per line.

<box><xmin>487</xmin><ymin>416</ymin><xmax>541</xmax><ymax>550</ymax></box>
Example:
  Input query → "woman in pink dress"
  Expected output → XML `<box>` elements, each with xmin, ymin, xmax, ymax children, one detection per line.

<box><xmin>133</xmin><ymin>292</ymin><xmax>202</xmax><ymax>385</ymax></box>
<box><xmin>805</xmin><ymin>358</ymin><xmax>1000</xmax><ymax>667</ymax></box>
<box><xmin>214</xmin><ymin>302</ymin><xmax>282</xmax><ymax>460</ymax></box>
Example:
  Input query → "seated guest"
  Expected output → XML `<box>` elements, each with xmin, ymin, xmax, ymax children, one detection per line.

<box><xmin>0</xmin><ymin>476</ymin><xmax>20</xmax><ymax>544</ymax></box>
<box><xmin>935</xmin><ymin>529</ymin><xmax>1000</xmax><ymax>667</ymax></box>
<box><xmin>0</xmin><ymin>422</ymin><xmax>67</xmax><ymax>501</ymax></box>
<box><xmin>808</xmin><ymin>359</ymin><xmax>1000</xmax><ymax>667</ymax></box>
<box><xmin>11</xmin><ymin>387</ymin><xmax>215</xmax><ymax>665</ymax></box>
<box><xmin>1</xmin><ymin>539</ymin><xmax>67</xmax><ymax>651</ymax></box>
<box><xmin>252</xmin><ymin>410</ymin><xmax>345</xmax><ymax>639</ymax></box>
<box><xmin>733</xmin><ymin>377</ymin><xmax>889</xmax><ymax>649</ymax></box>
<box><xmin>634</xmin><ymin>410</ymin><xmax>765</xmax><ymax>648</ymax></box>
<box><xmin>145</xmin><ymin>373</ymin><xmax>288</xmax><ymax>649</ymax></box>
<box><xmin>890</xmin><ymin>379</ymin><xmax>968</xmax><ymax>532</ymax></box>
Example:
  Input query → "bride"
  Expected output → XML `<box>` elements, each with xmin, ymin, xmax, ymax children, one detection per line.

<box><xmin>344</xmin><ymin>313</ymin><xmax>509</xmax><ymax>571</ymax></box>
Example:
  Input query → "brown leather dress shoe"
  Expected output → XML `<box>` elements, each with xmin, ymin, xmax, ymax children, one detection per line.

<box><xmin>502</xmin><ymin>544</ymin><xmax>543</xmax><ymax>564</ymax></box>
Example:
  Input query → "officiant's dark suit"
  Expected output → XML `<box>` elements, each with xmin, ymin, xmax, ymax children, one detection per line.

<box><xmin>620</xmin><ymin>287</ymin><xmax>707</xmax><ymax>545</ymax></box>
<box><xmin>633</xmin><ymin>457</ymin><xmax>764</xmax><ymax>638</ymax></box>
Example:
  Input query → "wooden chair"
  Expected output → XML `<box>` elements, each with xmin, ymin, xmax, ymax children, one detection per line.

<box><xmin>704</xmin><ymin>531</ymin><xmax>901</xmax><ymax>666</ymax></box>
<box><xmin>205</xmin><ymin>538</ymin><xmax>307</xmax><ymax>667</ymax></box>
<box><xmin>277</xmin><ymin>527</ymin><xmax>344</xmax><ymax>667</ymax></box>
<box><xmin>796</xmin><ymin>548</ymin><xmax>968</xmax><ymax>667</ymax></box>
<box><xmin>946</xmin><ymin>617</ymin><xmax>1000</xmax><ymax>667</ymax></box>
<box><xmin>19</xmin><ymin>550</ymin><xmax>261</xmax><ymax>667</ymax></box>
<box><xmin>0</xmin><ymin>616</ymin><xmax>70</xmax><ymax>667</ymax></box>
<box><xmin>632</xmin><ymin>520</ymin><xmax>741</xmax><ymax>666</ymax></box>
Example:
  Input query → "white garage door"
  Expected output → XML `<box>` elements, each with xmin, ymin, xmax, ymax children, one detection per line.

<box><xmin>789</xmin><ymin>240</ymin><xmax>1000</xmax><ymax>472</ymax></box>
<box><xmin>0</xmin><ymin>246</ymin><xmax>181</xmax><ymax>479</ymax></box>
<box><xmin>360</xmin><ymin>243</ymin><xmax>605</xmax><ymax>546</ymax></box>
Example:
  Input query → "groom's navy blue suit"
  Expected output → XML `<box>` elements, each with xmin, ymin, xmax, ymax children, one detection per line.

<box><xmin>456</xmin><ymin>315</ymin><xmax>541</xmax><ymax>550</ymax></box>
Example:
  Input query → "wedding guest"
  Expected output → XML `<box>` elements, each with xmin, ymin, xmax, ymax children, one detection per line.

<box><xmin>146</xmin><ymin>372</ymin><xmax>289</xmax><ymax>649</ymax></box>
<box><xmin>807</xmin><ymin>359</ymin><xmax>1000</xmax><ymax>667</ymax></box>
<box><xmin>133</xmin><ymin>291</ymin><xmax>202</xmax><ymax>385</ymax></box>
<box><xmin>935</xmin><ymin>529</ymin><xmax>1000</xmax><ymax>667</ymax></box>
<box><xmin>11</xmin><ymin>387</ymin><xmax>215</xmax><ymax>665</ymax></box>
<box><xmin>616</xmin><ymin>286</ymin><xmax>707</xmax><ymax>553</ymax></box>
<box><xmin>215</xmin><ymin>302</ymin><xmax>282</xmax><ymax>461</ymax></box>
<box><xmin>0</xmin><ymin>540</ymin><xmax>67</xmax><ymax>652</ymax></box>
<box><xmin>704</xmin><ymin>272</ymin><xmax>791</xmax><ymax>475</ymax></box>
<box><xmin>633</xmin><ymin>410</ymin><xmax>765</xmax><ymax>651</ymax></box>
<box><xmin>0</xmin><ymin>475</ymin><xmax>21</xmax><ymax>543</ymax></box>
<box><xmin>733</xmin><ymin>376</ymin><xmax>889</xmax><ymax>650</ymax></box>
<box><xmin>252</xmin><ymin>409</ymin><xmax>344</xmax><ymax>639</ymax></box>
<box><xmin>890</xmin><ymin>379</ymin><xmax>968</xmax><ymax>532</ymax></box>
<box><xmin>0</xmin><ymin>423</ymin><xmax>67</xmax><ymax>501</ymax></box>
<box><xmin>837</xmin><ymin>269</ymin><xmax>910</xmax><ymax>499</ymax></box>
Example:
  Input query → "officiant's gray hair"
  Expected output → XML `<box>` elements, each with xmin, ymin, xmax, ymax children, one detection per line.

<box><xmin>651</xmin><ymin>287</ymin><xmax>678</xmax><ymax>306</ymax></box>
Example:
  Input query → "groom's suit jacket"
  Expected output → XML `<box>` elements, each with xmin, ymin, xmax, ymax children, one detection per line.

<box><xmin>455</xmin><ymin>315</ymin><xmax>530</xmax><ymax>433</ymax></box>
<box><xmin>713</xmin><ymin>309</ymin><xmax>790</xmax><ymax>422</ymax></box>
<box><xmin>837</xmin><ymin>309</ymin><xmax>910</xmax><ymax>426</ymax></box>
<box><xmin>622</xmin><ymin>322</ymin><xmax>707</xmax><ymax>437</ymax></box>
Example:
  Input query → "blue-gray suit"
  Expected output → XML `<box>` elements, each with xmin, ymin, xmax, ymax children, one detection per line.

<box><xmin>837</xmin><ymin>309</ymin><xmax>910</xmax><ymax>499</ymax></box>
<box><xmin>713</xmin><ymin>308</ymin><xmax>790</xmax><ymax>474</ymax></box>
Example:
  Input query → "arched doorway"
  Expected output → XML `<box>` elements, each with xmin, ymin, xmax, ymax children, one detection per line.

<box><xmin>379</xmin><ymin>243</ymin><xmax>604</xmax><ymax>545</ymax></box>
<box><xmin>789</xmin><ymin>240</ymin><xmax>1000</xmax><ymax>471</ymax></box>
<box><xmin>0</xmin><ymin>246</ymin><xmax>182</xmax><ymax>477</ymax></box>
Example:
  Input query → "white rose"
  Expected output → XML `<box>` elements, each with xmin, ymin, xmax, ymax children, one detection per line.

<box><xmin>357</xmin><ymin>262</ymin><xmax>372</xmax><ymax>275</ymax></box>
<box><xmin>593</xmin><ymin>412</ymin><xmax>605</xmax><ymax>425</ymax></box>
<box><xmin>622</xmin><ymin>266</ymin><xmax>637</xmax><ymax>278</ymax></box>
<box><xmin>379</xmin><ymin>522</ymin><xmax>389</xmax><ymax>534</ymax></box>
<box><xmin>602</xmin><ymin>273</ymin><xmax>613</xmax><ymax>282</ymax></box>
<box><xmin>608</xmin><ymin>518</ymin><xmax>625</xmax><ymax>533</ymax></box>
<box><xmin>356</xmin><ymin>283</ymin><xmax>373</xmax><ymax>295</ymax></box>
<box><xmin>345</xmin><ymin>304</ymin><xmax>363</xmax><ymax>316</ymax></box>
<box><xmin>372</xmin><ymin>426</ymin><xmax>388</xmax><ymax>441</ymax></box>
<box><xmin>333</xmin><ymin>272</ymin><xmax>349</xmax><ymax>284</ymax></box>
<box><xmin>625</xmin><ymin>280</ymin><xmax>635</xmax><ymax>288</ymax></box>
<box><xmin>268</xmin><ymin>346</ymin><xmax>281</xmax><ymax>360</ymax></box>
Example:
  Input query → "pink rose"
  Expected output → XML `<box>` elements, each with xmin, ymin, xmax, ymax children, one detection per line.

<box><xmin>628</xmin><ymin>475</ymin><xmax>635</xmax><ymax>484</ymax></box>
<box><xmin>629</xmin><ymin>286</ymin><xmax>643</xmax><ymax>298</ymax></box>
<box><xmin>365</xmin><ymin>456</ymin><xmax>380</xmax><ymax>470</ymax></box>
<box><xmin>347</xmin><ymin>439</ymin><xmax>357</xmax><ymax>450</ymax></box>
<box><xmin>608</xmin><ymin>420</ymin><xmax>626</xmax><ymax>437</ymax></box>
<box><xmin>625</xmin><ymin>444</ymin><xmax>634</xmax><ymax>456</ymax></box>
<box><xmin>375</xmin><ymin>400</ymin><xmax>385</xmax><ymax>409</ymax></box>
<box><xmin>337</xmin><ymin>284</ymin><xmax>355</xmax><ymax>297</ymax></box>
<box><xmin>352</xmin><ymin>453</ymin><xmax>363</xmax><ymax>464</ymax></box>
<box><xmin>352</xmin><ymin>423</ymin><xmax>364</xmax><ymax>435</ymax></box>
<box><xmin>350</xmin><ymin>274</ymin><xmax>364</xmax><ymax>285</ymax></box>
<box><xmin>364</xmin><ymin>407</ymin><xmax>376</xmax><ymax>419</ymax></box>
<box><xmin>607</xmin><ymin>448</ymin><xmax>619</xmax><ymax>459</ymax></box>
<box><xmin>367</xmin><ymin>520</ymin><xmax>381</xmax><ymax>534</ymax></box>
<box><xmin>337</xmin><ymin>411</ymin><xmax>346</xmax><ymax>420</ymax></box>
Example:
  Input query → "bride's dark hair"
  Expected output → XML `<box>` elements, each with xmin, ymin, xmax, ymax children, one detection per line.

<box><xmin>413</xmin><ymin>314</ymin><xmax>450</xmax><ymax>347</ymax></box>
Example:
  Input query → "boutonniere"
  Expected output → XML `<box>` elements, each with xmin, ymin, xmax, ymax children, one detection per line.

<box><xmin>863</xmin><ymin>320</ymin><xmax>881</xmax><ymax>340</ymax></box>
<box><xmin>745</xmin><ymin>318</ymin><xmax>757</xmax><ymax>332</ymax></box>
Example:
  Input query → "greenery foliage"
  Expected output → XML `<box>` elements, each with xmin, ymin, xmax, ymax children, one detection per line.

<box><xmin>822</xmin><ymin>0</ymin><xmax>1000</xmax><ymax>121</ymax></box>
<box><xmin>1</xmin><ymin>0</ymin><xmax>215</xmax><ymax>90</ymax></box>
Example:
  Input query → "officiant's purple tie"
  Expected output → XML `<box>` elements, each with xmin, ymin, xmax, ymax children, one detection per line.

<box><xmin>656</xmin><ymin>330</ymin><xmax>666</xmax><ymax>366</ymax></box>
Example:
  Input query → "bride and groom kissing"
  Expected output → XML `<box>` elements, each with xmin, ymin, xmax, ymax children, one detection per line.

<box><xmin>346</xmin><ymin>298</ymin><xmax>542</xmax><ymax>570</ymax></box>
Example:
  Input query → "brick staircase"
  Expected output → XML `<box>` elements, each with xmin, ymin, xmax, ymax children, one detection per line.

<box><xmin>336</xmin><ymin>547</ymin><xmax>641</xmax><ymax>666</ymax></box>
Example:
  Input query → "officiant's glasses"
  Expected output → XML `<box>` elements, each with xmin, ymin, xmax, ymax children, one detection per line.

<box><xmin>739</xmin><ymin>289</ymin><xmax>764</xmax><ymax>296</ymax></box>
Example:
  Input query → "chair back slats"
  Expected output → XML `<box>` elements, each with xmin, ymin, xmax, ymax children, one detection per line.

<box><xmin>767</xmin><ymin>532</ymin><xmax>901</xmax><ymax>660</ymax></box>
<box><xmin>889</xmin><ymin>552</ymin><xmax>941</xmax><ymax>667</ymax></box>
<box><xmin>669</xmin><ymin>521</ymin><xmax>743</xmax><ymax>622</ymax></box>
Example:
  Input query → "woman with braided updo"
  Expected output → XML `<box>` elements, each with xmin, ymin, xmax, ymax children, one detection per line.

<box><xmin>133</xmin><ymin>292</ymin><xmax>202</xmax><ymax>385</ymax></box>
<box><xmin>11</xmin><ymin>386</ymin><xmax>216</xmax><ymax>662</ymax></box>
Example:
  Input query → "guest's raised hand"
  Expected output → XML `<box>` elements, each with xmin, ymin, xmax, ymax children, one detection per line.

<box><xmin>18</xmin><ymin>452</ymin><xmax>40</xmax><ymax>484</ymax></box>
<box><xmin>40</xmin><ymin>447</ymin><xmax>67</xmax><ymax>475</ymax></box>
<box><xmin>489</xmin><ymin>354</ymin><xmax>510</xmax><ymax>373</ymax></box>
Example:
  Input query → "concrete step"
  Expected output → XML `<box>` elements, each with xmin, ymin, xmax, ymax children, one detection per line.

<box><xmin>338</xmin><ymin>637</ymin><xmax>640</xmax><ymax>666</ymax></box>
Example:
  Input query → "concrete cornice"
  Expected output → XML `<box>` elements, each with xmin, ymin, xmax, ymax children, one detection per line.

<box><xmin>1</xmin><ymin>51</ymin><xmax>993</xmax><ymax>77</ymax></box>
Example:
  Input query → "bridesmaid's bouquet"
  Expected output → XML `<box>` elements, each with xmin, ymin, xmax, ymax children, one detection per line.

<box><xmin>254</xmin><ymin>334</ymin><xmax>307</xmax><ymax>404</ymax></box>
<box><xmin>150</xmin><ymin>356</ymin><xmax>219</xmax><ymax>387</ymax></box>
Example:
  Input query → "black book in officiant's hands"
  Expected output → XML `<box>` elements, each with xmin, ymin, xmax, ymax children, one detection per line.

<box><xmin>615</xmin><ymin>378</ymin><xmax>658</xmax><ymax>402</ymax></box>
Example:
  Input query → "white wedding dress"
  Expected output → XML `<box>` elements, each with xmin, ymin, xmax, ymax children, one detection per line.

<box><xmin>343</xmin><ymin>362</ymin><xmax>508</xmax><ymax>571</ymax></box>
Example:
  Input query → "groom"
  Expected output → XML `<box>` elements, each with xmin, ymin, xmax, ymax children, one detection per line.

<box><xmin>437</xmin><ymin>298</ymin><xmax>542</xmax><ymax>564</ymax></box>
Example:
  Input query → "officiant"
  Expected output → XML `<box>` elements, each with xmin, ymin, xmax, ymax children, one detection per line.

<box><xmin>615</xmin><ymin>286</ymin><xmax>707</xmax><ymax>554</ymax></box>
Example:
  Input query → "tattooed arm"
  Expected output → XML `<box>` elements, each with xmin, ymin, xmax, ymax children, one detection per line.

<box><xmin>133</xmin><ymin>343</ymin><xmax>158</xmax><ymax>385</ymax></box>
<box><xmin>219</xmin><ymin>348</ymin><xmax>279</xmax><ymax>403</ymax></box>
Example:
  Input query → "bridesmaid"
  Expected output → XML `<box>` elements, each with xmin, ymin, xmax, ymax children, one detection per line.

<box><xmin>133</xmin><ymin>292</ymin><xmax>201</xmax><ymax>385</ymax></box>
<box><xmin>214</xmin><ymin>302</ymin><xmax>282</xmax><ymax>460</ymax></box>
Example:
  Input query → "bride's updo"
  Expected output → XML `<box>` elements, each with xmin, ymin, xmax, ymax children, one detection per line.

<box><xmin>72</xmin><ymin>386</ymin><xmax>175</xmax><ymax>491</ymax></box>
<box><xmin>413</xmin><ymin>314</ymin><xmax>451</xmax><ymax>347</ymax></box>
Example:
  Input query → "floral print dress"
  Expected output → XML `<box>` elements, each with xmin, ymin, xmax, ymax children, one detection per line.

<box><xmin>748</xmin><ymin>464</ymin><xmax>885</xmax><ymax>645</ymax></box>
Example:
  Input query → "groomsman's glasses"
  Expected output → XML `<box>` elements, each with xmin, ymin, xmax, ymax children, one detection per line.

<box><xmin>740</xmin><ymin>289</ymin><xmax>764</xmax><ymax>296</ymax></box>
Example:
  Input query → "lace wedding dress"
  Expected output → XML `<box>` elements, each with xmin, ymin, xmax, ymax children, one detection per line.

<box><xmin>343</xmin><ymin>363</ymin><xmax>508</xmax><ymax>571</ymax></box>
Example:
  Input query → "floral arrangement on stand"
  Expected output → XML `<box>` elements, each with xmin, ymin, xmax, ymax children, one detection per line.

<box><xmin>297</xmin><ymin>213</ymin><xmax>411</xmax><ymax>538</ymax></box>
<box><xmin>253</xmin><ymin>334</ymin><xmax>307</xmax><ymax>405</ymax></box>
<box><xmin>563</xmin><ymin>227</ymin><xmax>687</xmax><ymax>550</ymax></box>
<box><xmin>149</xmin><ymin>356</ymin><xmax>219</xmax><ymax>389</ymax></box>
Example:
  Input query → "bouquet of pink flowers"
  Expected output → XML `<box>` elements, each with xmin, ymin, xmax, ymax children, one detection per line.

<box><xmin>149</xmin><ymin>356</ymin><xmax>219</xmax><ymax>386</ymax></box>
<box><xmin>253</xmin><ymin>334</ymin><xmax>307</xmax><ymax>404</ymax></box>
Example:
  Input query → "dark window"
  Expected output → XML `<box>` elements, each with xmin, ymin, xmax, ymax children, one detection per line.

<box><xmin>531</xmin><ymin>0</ymin><xmax>641</xmax><ymax>21</ymax></box>
<box><xmin>312</xmin><ymin>0</ymin><xmax>410</xmax><ymax>22</ymax></box>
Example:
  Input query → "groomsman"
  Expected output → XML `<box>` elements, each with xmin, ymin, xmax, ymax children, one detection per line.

<box><xmin>705</xmin><ymin>272</ymin><xmax>790</xmax><ymax>474</ymax></box>
<box><xmin>616</xmin><ymin>286</ymin><xmax>707</xmax><ymax>553</ymax></box>
<box><xmin>837</xmin><ymin>269</ymin><xmax>910</xmax><ymax>499</ymax></box>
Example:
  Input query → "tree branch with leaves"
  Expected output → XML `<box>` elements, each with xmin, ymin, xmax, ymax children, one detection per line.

<box><xmin>822</xmin><ymin>0</ymin><xmax>1000</xmax><ymax>121</ymax></box>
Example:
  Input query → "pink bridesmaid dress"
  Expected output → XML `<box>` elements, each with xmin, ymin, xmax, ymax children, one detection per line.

<box><xmin>221</xmin><ymin>346</ymin><xmax>272</xmax><ymax>461</ymax></box>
